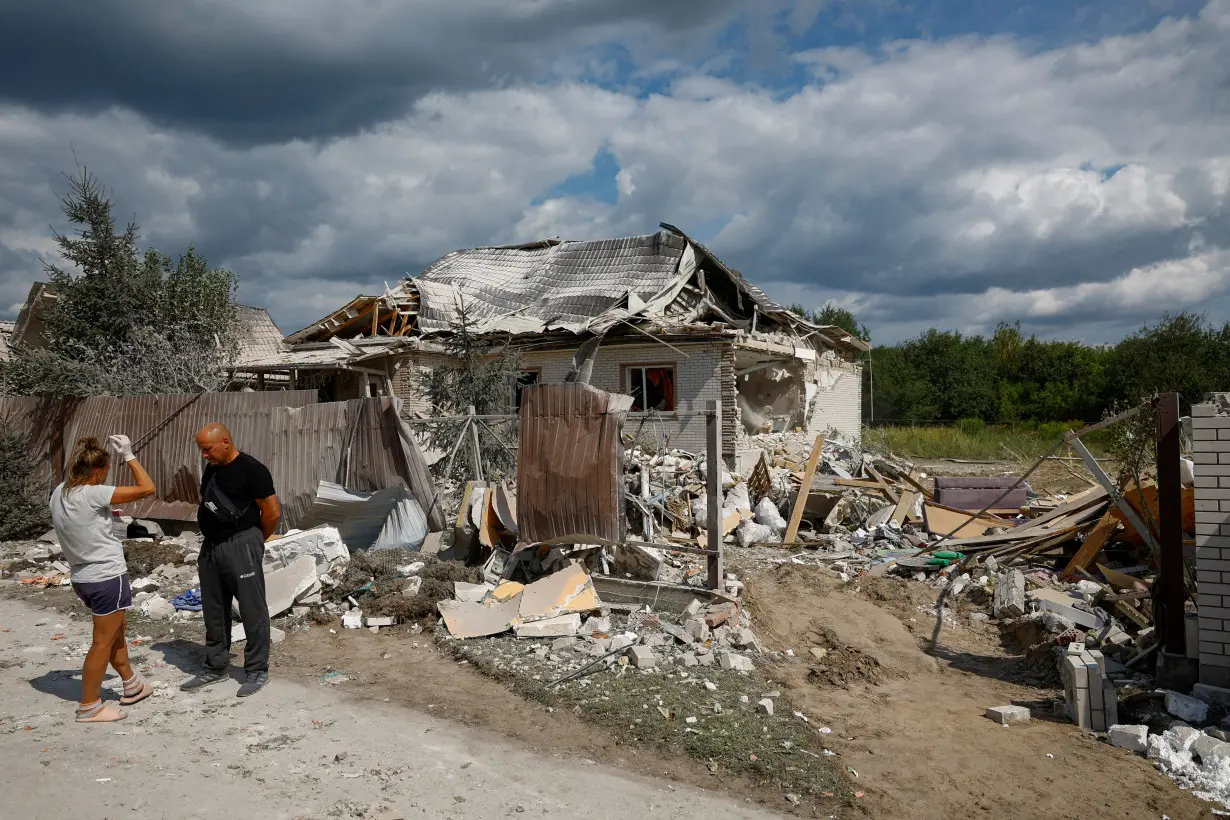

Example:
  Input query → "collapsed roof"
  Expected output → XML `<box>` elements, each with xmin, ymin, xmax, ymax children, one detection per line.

<box><xmin>284</xmin><ymin>223</ymin><xmax>869</xmax><ymax>356</ymax></box>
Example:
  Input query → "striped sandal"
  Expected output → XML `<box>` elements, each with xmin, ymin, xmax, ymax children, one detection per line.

<box><xmin>119</xmin><ymin>679</ymin><xmax>154</xmax><ymax>706</ymax></box>
<box><xmin>76</xmin><ymin>703</ymin><xmax>128</xmax><ymax>723</ymax></box>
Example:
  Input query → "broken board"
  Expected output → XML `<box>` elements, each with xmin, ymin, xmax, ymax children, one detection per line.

<box><xmin>922</xmin><ymin>502</ymin><xmax>1011</xmax><ymax>539</ymax></box>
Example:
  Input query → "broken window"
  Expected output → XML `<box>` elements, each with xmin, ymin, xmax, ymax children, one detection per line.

<box><xmin>624</xmin><ymin>365</ymin><xmax>676</xmax><ymax>411</ymax></box>
<box><xmin>512</xmin><ymin>369</ymin><xmax>541</xmax><ymax>411</ymax></box>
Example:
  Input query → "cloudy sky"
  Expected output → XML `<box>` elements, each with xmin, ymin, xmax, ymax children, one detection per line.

<box><xmin>1</xmin><ymin>0</ymin><xmax>1227</xmax><ymax>344</ymax></box>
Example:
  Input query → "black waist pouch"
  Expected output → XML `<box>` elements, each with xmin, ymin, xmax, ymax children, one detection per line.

<box><xmin>201</xmin><ymin>472</ymin><xmax>251</xmax><ymax>528</ymax></box>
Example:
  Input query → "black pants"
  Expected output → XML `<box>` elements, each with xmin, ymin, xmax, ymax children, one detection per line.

<box><xmin>198</xmin><ymin>528</ymin><xmax>269</xmax><ymax>674</ymax></box>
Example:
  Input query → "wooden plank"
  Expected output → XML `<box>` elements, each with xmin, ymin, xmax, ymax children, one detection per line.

<box><xmin>922</xmin><ymin>502</ymin><xmax>1011</xmax><ymax>538</ymax></box>
<box><xmin>898</xmin><ymin>471</ymin><xmax>935</xmax><ymax>501</ymax></box>
<box><xmin>864</xmin><ymin>463</ymin><xmax>900</xmax><ymax>504</ymax></box>
<box><xmin>784</xmin><ymin>435</ymin><xmax>825</xmax><ymax>544</ymax></box>
<box><xmin>834</xmin><ymin>478</ymin><xmax>888</xmax><ymax>490</ymax></box>
<box><xmin>1016</xmin><ymin>484</ymin><xmax>1107</xmax><ymax>533</ymax></box>
<box><xmin>1060</xmin><ymin>510</ymin><xmax>1118</xmax><ymax>579</ymax></box>
<box><xmin>1097</xmin><ymin>563</ymin><xmax>1152</xmax><ymax>592</ymax></box>
<box><xmin>891</xmin><ymin>488</ymin><xmax>920</xmax><ymax>527</ymax></box>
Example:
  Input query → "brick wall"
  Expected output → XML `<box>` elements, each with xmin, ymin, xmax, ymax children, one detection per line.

<box><xmin>806</xmin><ymin>357</ymin><xmax>863</xmax><ymax>443</ymax></box>
<box><xmin>1194</xmin><ymin>398</ymin><xmax>1230</xmax><ymax>687</ymax></box>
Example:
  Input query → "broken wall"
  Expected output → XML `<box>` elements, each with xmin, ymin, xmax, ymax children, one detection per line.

<box><xmin>805</xmin><ymin>354</ymin><xmax>862</xmax><ymax>443</ymax></box>
<box><xmin>518</xmin><ymin>340</ymin><xmax>730</xmax><ymax>457</ymax></box>
<box><xmin>1193</xmin><ymin>395</ymin><xmax>1230</xmax><ymax>688</ymax></box>
<box><xmin>735</xmin><ymin>362</ymin><xmax>805</xmax><ymax>435</ymax></box>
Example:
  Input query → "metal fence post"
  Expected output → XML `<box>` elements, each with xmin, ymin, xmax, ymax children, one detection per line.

<box><xmin>706</xmin><ymin>400</ymin><xmax>723</xmax><ymax>590</ymax></box>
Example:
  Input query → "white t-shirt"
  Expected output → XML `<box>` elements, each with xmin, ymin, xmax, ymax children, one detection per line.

<box><xmin>49</xmin><ymin>483</ymin><xmax>127</xmax><ymax>583</ymax></box>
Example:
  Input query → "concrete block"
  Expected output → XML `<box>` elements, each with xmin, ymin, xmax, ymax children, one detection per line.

<box><xmin>1085</xmin><ymin>649</ymin><xmax>1106</xmax><ymax>675</ymax></box>
<box><xmin>1064</xmin><ymin>655</ymin><xmax>1089</xmax><ymax>688</ymax></box>
<box><xmin>1030</xmin><ymin>588</ymin><xmax>1105</xmax><ymax>629</ymax></box>
<box><xmin>1091</xmin><ymin>708</ymin><xmax>1107</xmax><ymax>733</ymax></box>
<box><xmin>676</xmin><ymin>653</ymin><xmax>699</xmax><ymax>667</ymax></box>
<box><xmin>1194</xmin><ymin>682</ymin><xmax>1230</xmax><ymax>710</ymax></box>
<box><xmin>757</xmin><ymin>698</ymin><xmax>775</xmax><ymax>716</ymax></box>
<box><xmin>627</xmin><ymin>645</ymin><xmax>659</xmax><ymax>668</ymax></box>
<box><xmin>365</xmin><ymin>616</ymin><xmax>395</xmax><ymax>628</ymax></box>
<box><xmin>685</xmin><ymin>617</ymin><xmax>712</xmax><ymax>641</ymax></box>
<box><xmin>1109</xmin><ymin>724</ymin><xmax>1149</xmax><ymax>753</ymax></box>
<box><xmin>1067</xmin><ymin>685</ymin><xmax>1091</xmax><ymax>730</ymax></box>
<box><xmin>1166</xmin><ymin>691</ymin><xmax>1210</xmax><ymax>723</ymax></box>
<box><xmin>1200</xmin><ymin>642</ymin><xmax>1225</xmax><ymax>655</ymax></box>
<box><xmin>580</xmin><ymin>616</ymin><xmax>612</xmax><ymax>636</ymax></box>
<box><xmin>985</xmin><ymin>705</ymin><xmax>1030</xmax><ymax>725</ymax></box>
<box><xmin>718</xmin><ymin>651</ymin><xmax>755</xmax><ymax>672</ymax></box>
<box><xmin>139</xmin><ymin>595</ymin><xmax>175</xmax><ymax>620</ymax></box>
<box><xmin>130</xmin><ymin>577</ymin><xmax>159</xmax><ymax>593</ymax></box>
<box><xmin>342</xmin><ymin>611</ymin><xmax>363</xmax><ymax>629</ymax></box>
<box><xmin>1103</xmin><ymin>679</ymin><xmax>1118</xmax><ymax>728</ymax></box>
<box><xmin>265</xmin><ymin>556</ymin><xmax>318</xmax><ymax>617</ymax></box>
<box><xmin>993</xmin><ymin>569</ymin><xmax>1027</xmax><ymax>619</ymax></box>
<box><xmin>454</xmin><ymin>581</ymin><xmax>493</xmax><ymax>603</ymax></box>
<box><xmin>515</xmin><ymin>613</ymin><xmax>582</xmax><ymax>638</ymax></box>
<box><xmin>1192</xmin><ymin>733</ymin><xmax>1230</xmax><ymax>764</ymax></box>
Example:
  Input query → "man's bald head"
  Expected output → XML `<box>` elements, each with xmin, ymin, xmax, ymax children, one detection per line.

<box><xmin>196</xmin><ymin>423</ymin><xmax>238</xmax><ymax>466</ymax></box>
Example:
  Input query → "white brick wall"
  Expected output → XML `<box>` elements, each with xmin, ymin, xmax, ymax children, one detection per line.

<box><xmin>806</xmin><ymin>359</ymin><xmax>863</xmax><ymax>443</ymax></box>
<box><xmin>1194</xmin><ymin>398</ymin><xmax>1230</xmax><ymax>688</ymax></box>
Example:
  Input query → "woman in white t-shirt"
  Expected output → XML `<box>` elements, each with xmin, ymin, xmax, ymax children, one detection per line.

<box><xmin>49</xmin><ymin>435</ymin><xmax>157</xmax><ymax>723</ymax></box>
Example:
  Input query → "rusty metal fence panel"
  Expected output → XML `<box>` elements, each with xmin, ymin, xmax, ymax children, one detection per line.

<box><xmin>0</xmin><ymin>392</ymin><xmax>443</xmax><ymax>533</ymax></box>
<box><xmin>516</xmin><ymin>383</ymin><xmax>632</xmax><ymax>543</ymax></box>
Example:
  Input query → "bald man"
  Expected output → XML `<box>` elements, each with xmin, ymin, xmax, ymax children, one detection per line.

<box><xmin>181</xmin><ymin>423</ymin><xmax>280</xmax><ymax>697</ymax></box>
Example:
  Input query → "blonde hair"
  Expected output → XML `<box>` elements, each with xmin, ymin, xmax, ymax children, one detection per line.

<box><xmin>65</xmin><ymin>437</ymin><xmax>109</xmax><ymax>492</ymax></box>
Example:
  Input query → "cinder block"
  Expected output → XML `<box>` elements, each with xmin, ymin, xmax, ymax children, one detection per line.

<box><xmin>1198</xmin><ymin>561</ymin><xmax>1230</xmax><ymax>575</ymax></box>
<box><xmin>1199</xmin><ymin>570</ymin><xmax>1224</xmax><ymax>583</ymax></box>
<box><xmin>985</xmin><ymin>705</ymin><xmax>1030</xmax><ymax>725</ymax></box>
<box><xmin>1195</xmin><ymin>414</ymin><xmax>1223</xmax><ymax>425</ymax></box>
<box><xmin>1064</xmin><ymin>655</ymin><xmax>1088</xmax><ymax>688</ymax></box>
<box><xmin>1200</xmin><ymin>642</ymin><xmax>1225</xmax><ymax>655</ymax></box>
<box><xmin>1199</xmin><ymin>583</ymin><xmax>1230</xmax><ymax>596</ymax></box>
<box><xmin>1197</xmin><ymin>474</ymin><xmax>1220</xmax><ymax>486</ymax></box>
<box><xmin>1199</xmin><ymin>629</ymin><xmax>1230</xmax><ymax>643</ymax></box>
<box><xmin>1198</xmin><ymin>499</ymin><xmax>1224</xmax><ymax>511</ymax></box>
<box><xmin>1197</xmin><ymin>513</ymin><xmax>1230</xmax><ymax>526</ymax></box>
<box><xmin>1197</xmin><ymin>535</ymin><xmax>1230</xmax><ymax>548</ymax></box>
<box><xmin>1220</xmin><ymin>500</ymin><xmax>1230</xmax><ymax>511</ymax></box>
<box><xmin>1109</xmin><ymin>724</ymin><xmax>1149</xmax><ymax>753</ymax></box>
<box><xmin>1199</xmin><ymin>593</ymin><xmax>1227</xmax><ymax>606</ymax></box>
<box><xmin>1195</xmin><ymin>452</ymin><xmax>1219</xmax><ymax>464</ymax></box>
<box><xmin>1209</xmin><ymin>441</ymin><xmax>1230</xmax><ymax>453</ymax></box>
<box><xmin>1197</xmin><ymin>550</ymin><xmax>1228</xmax><ymax>563</ymax></box>
<box><xmin>1218</xmin><ymin>453</ymin><xmax>1230</xmax><ymax>464</ymax></box>
<box><xmin>1203</xmin><ymin>654</ymin><xmax>1230</xmax><ymax>668</ymax></box>
<box><xmin>1193</xmin><ymin>404</ymin><xmax>1217</xmax><ymax>418</ymax></box>
<box><xmin>1218</xmin><ymin>428</ymin><xmax>1230</xmax><ymax>440</ymax></box>
<box><xmin>1196</xmin><ymin>429</ymin><xmax>1220</xmax><ymax>441</ymax></box>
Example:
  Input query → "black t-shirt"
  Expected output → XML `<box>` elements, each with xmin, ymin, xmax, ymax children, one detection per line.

<box><xmin>197</xmin><ymin>452</ymin><xmax>276</xmax><ymax>544</ymax></box>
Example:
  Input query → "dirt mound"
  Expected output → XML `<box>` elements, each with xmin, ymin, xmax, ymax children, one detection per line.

<box><xmin>744</xmin><ymin>563</ymin><xmax>940</xmax><ymax>681</ymax></box>
<box><xmin>123</xmin><ymin>540</ymin><xmax>187</xmax><ymax>576</ymax></box>
<box><xmin>802</xmin><ymin>625</ymin><xmax>891</xmax><ymax>687</ymax></box>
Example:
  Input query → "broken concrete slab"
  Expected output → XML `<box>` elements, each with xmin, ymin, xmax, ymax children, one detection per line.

<box><xmin>1108</xmin><ymin>724</ymin><xmax>1149</xmax><ymax>754</ymax></box>
<box><xmin>685</xmin><ymin>618</ymin><xmax>711</xmax><ymax>641</ymax></box>
<box><xmin>1165</xmin><ymin>691</ymin><xmax>1209</xmax><ymax>724</ymax></box>
<box><xmin>454</xmin><ymin>581</ymin><xmax>493</xmax><ymax>603</ymax></box>
<box><xmin>514</xmin><ymin>613</ymin><xmax>582</xmax><ymax>638</ymax></box>
<box><xmin>264</xmin><ymin>526</ymin><xmax>349</xmax><ymax>573</ymax></box>
<box><xmin>676</xmin><ymin>653</ymin><xmax>699</xmax><ymax>667</ymax></box>
<box><xmin>985</xmin><ymin>705</ymin><xmax>1030</xmax><ymax>725</ymax></box>
<box><xmin>660</xmin><ymin>623</ymin><xmax>696</xmax><ymax>645</ymax></box>
<box><xmin>438</xmin><ymin>595</ymin><xmax>521</xmax><ymax>639</ymax></box>
<box><xmin>139</xmin><ymin>596</ymin><xmax>175</xmax><ymax>620</ymax></box>
<box><xmin>265</xmin><ymin>556</ymin><xmax>319</xmax><ymax>617</ymax></box>
<box><xmin>342</xmin><ymin>611</ymin><xmax>364</xmax><ymax>629</ymax></box>
<box><xmin>365</xmin><ymin>616</ymin><xmax>396</xmax><ymax>628</ymax></box>
<box><xmin>757</xmin><ymin>698</ymin><xmax>775</xmax><ymax>716</ymax></box>
<box><xmin>519</xmin><ymin>563</ymin><xmax>601</xmax><ymax>622</ymax></box>
<box><xmin>1029</xmin><ymin>587</ymin><xmax>1106</xmax><ymax>630</ymax></box>
<box><xmin>579</xmin><ymin>616</ymin><xmax>612</xmax><ymax>636</ymax></box>
<box><xmin>130</xmin><ymin>577</ymin><xmax>159</xmax><ymax>593</ymax></box>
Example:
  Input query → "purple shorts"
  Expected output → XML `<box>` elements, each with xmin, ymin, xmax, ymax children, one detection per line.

<box><xmin>72</xmin><ymin>574</ymin><xmax>133</xmax><ymax>617</ymax></box>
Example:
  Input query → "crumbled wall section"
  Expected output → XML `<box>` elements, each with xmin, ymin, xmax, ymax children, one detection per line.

<box><xmin>391</xmin><ymin>351</ymin><xmax>454</xmax><ymax>414</ymax></box>
<box><xmin>806</xmin><ymin>355</ymin><xmax>863</xmax><ymax>443</ymax></box>
<box><xmin>520</xmin><ymin>342</ymin><xmax>727</xmax><ymax>457</ymax></box>
<box><xmin>1194</xmin><ymin>396</ymin><xmax>1230</xmax><ymax>688</ymax></box>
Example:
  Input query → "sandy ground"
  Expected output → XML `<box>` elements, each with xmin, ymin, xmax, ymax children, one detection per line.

<box><xmin>743</xmin><ymin>566</ymin><xmax>1214</xmax><ymax>820</ymax></box>
<box><xmin>0</xmin><ymin>590</ymin><xmax>781</xmax><ymax>820</ymax></box>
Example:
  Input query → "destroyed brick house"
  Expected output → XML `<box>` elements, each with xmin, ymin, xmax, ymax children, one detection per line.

<box><xmin>232</xmin><ymin>223</ymin><xmax>870</xmax><ymax>468</ymax></box>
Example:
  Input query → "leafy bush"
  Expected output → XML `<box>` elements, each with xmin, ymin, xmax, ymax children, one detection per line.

<box><xmin>0</xmin><ymin>423</ymin><xmax>51</xmax><ymax>541</ymax></box>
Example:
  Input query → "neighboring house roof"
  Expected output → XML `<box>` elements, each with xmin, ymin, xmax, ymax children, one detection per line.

<box><xmin>0</xmin><ymin>320</ymin><xmax>14</xmax><ymax>363</ymax></box>
<box><xmin>234</xmin><ymin>305</ymin><xmax>286</xmax><ymax>366</ymax></box>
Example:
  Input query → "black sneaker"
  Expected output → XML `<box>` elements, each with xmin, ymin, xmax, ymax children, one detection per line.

<box><xmin>237</xmin><ymin>671</ymin><xmax>269</xmax><ymax>698</ymax></box>
<box><xmin>180</xmin><ymin>667</ymin><xmax>228</xmax><ymax>692</ymax></box>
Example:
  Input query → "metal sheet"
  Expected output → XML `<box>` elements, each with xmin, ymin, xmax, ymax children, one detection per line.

<box><xmin>0</xmin><ymin>392</ymin><xmax>442</xmax><ymax>533</ymax></box>
<box><xmin>516</xmin><ymin>383</ymin><xmax>632</xmax><ymax>544</ymax></box>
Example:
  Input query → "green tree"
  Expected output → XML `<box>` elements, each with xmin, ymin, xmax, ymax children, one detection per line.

<box><xmin>2</xmin><ymin>167</ymin><xmax>240</xmax><ymax>397</ymax></box>
<box><xmin>417</xmin><ymin>297</ymin><xmax>523</xmax><ymax>482</ymax></box>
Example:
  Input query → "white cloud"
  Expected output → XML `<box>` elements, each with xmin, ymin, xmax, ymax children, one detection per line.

<box><xmin>0</xmin><ymin>2</ymin><xmax>1227</xmax><ymax>345</ymax></box>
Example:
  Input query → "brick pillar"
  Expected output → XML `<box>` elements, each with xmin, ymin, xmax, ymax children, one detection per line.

<box><xmin>1194</xmin><ymin>397</ymin><xmax>1230</xmax><ymax>687</ymax></box>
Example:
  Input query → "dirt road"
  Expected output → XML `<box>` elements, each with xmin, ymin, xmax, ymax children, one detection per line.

<box><xmin>0</xmin><ymin>593</ymin><xmax>779</xmax><ymax>820</ymax></box>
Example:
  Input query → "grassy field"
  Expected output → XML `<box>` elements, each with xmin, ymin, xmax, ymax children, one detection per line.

<box><xmin>863</xmin><ymin>421</ymin><xmax>1109</xmax><ymax>461</ymax></box>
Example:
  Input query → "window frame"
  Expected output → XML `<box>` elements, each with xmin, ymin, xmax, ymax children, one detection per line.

<box><xmin>620</xmin><ymin>362</ymin><xmax>678</xmax><ymax>412</ymax></box>
<box><xmin>511</xmin><ymin>367</ymin><xmax>543</xmax><ymax>411</ymax></box>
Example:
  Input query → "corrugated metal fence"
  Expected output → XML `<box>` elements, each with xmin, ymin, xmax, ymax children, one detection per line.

<box><xmin>0</xmin><ymin>392</ymin><xmax>444</xmax><ymax>533</ymax></box>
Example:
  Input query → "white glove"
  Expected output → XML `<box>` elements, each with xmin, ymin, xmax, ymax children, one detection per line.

<box><xmin>107</xmin><ymin>434</ymin><xmax>135</xmax><ymax>462</ymax></box>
